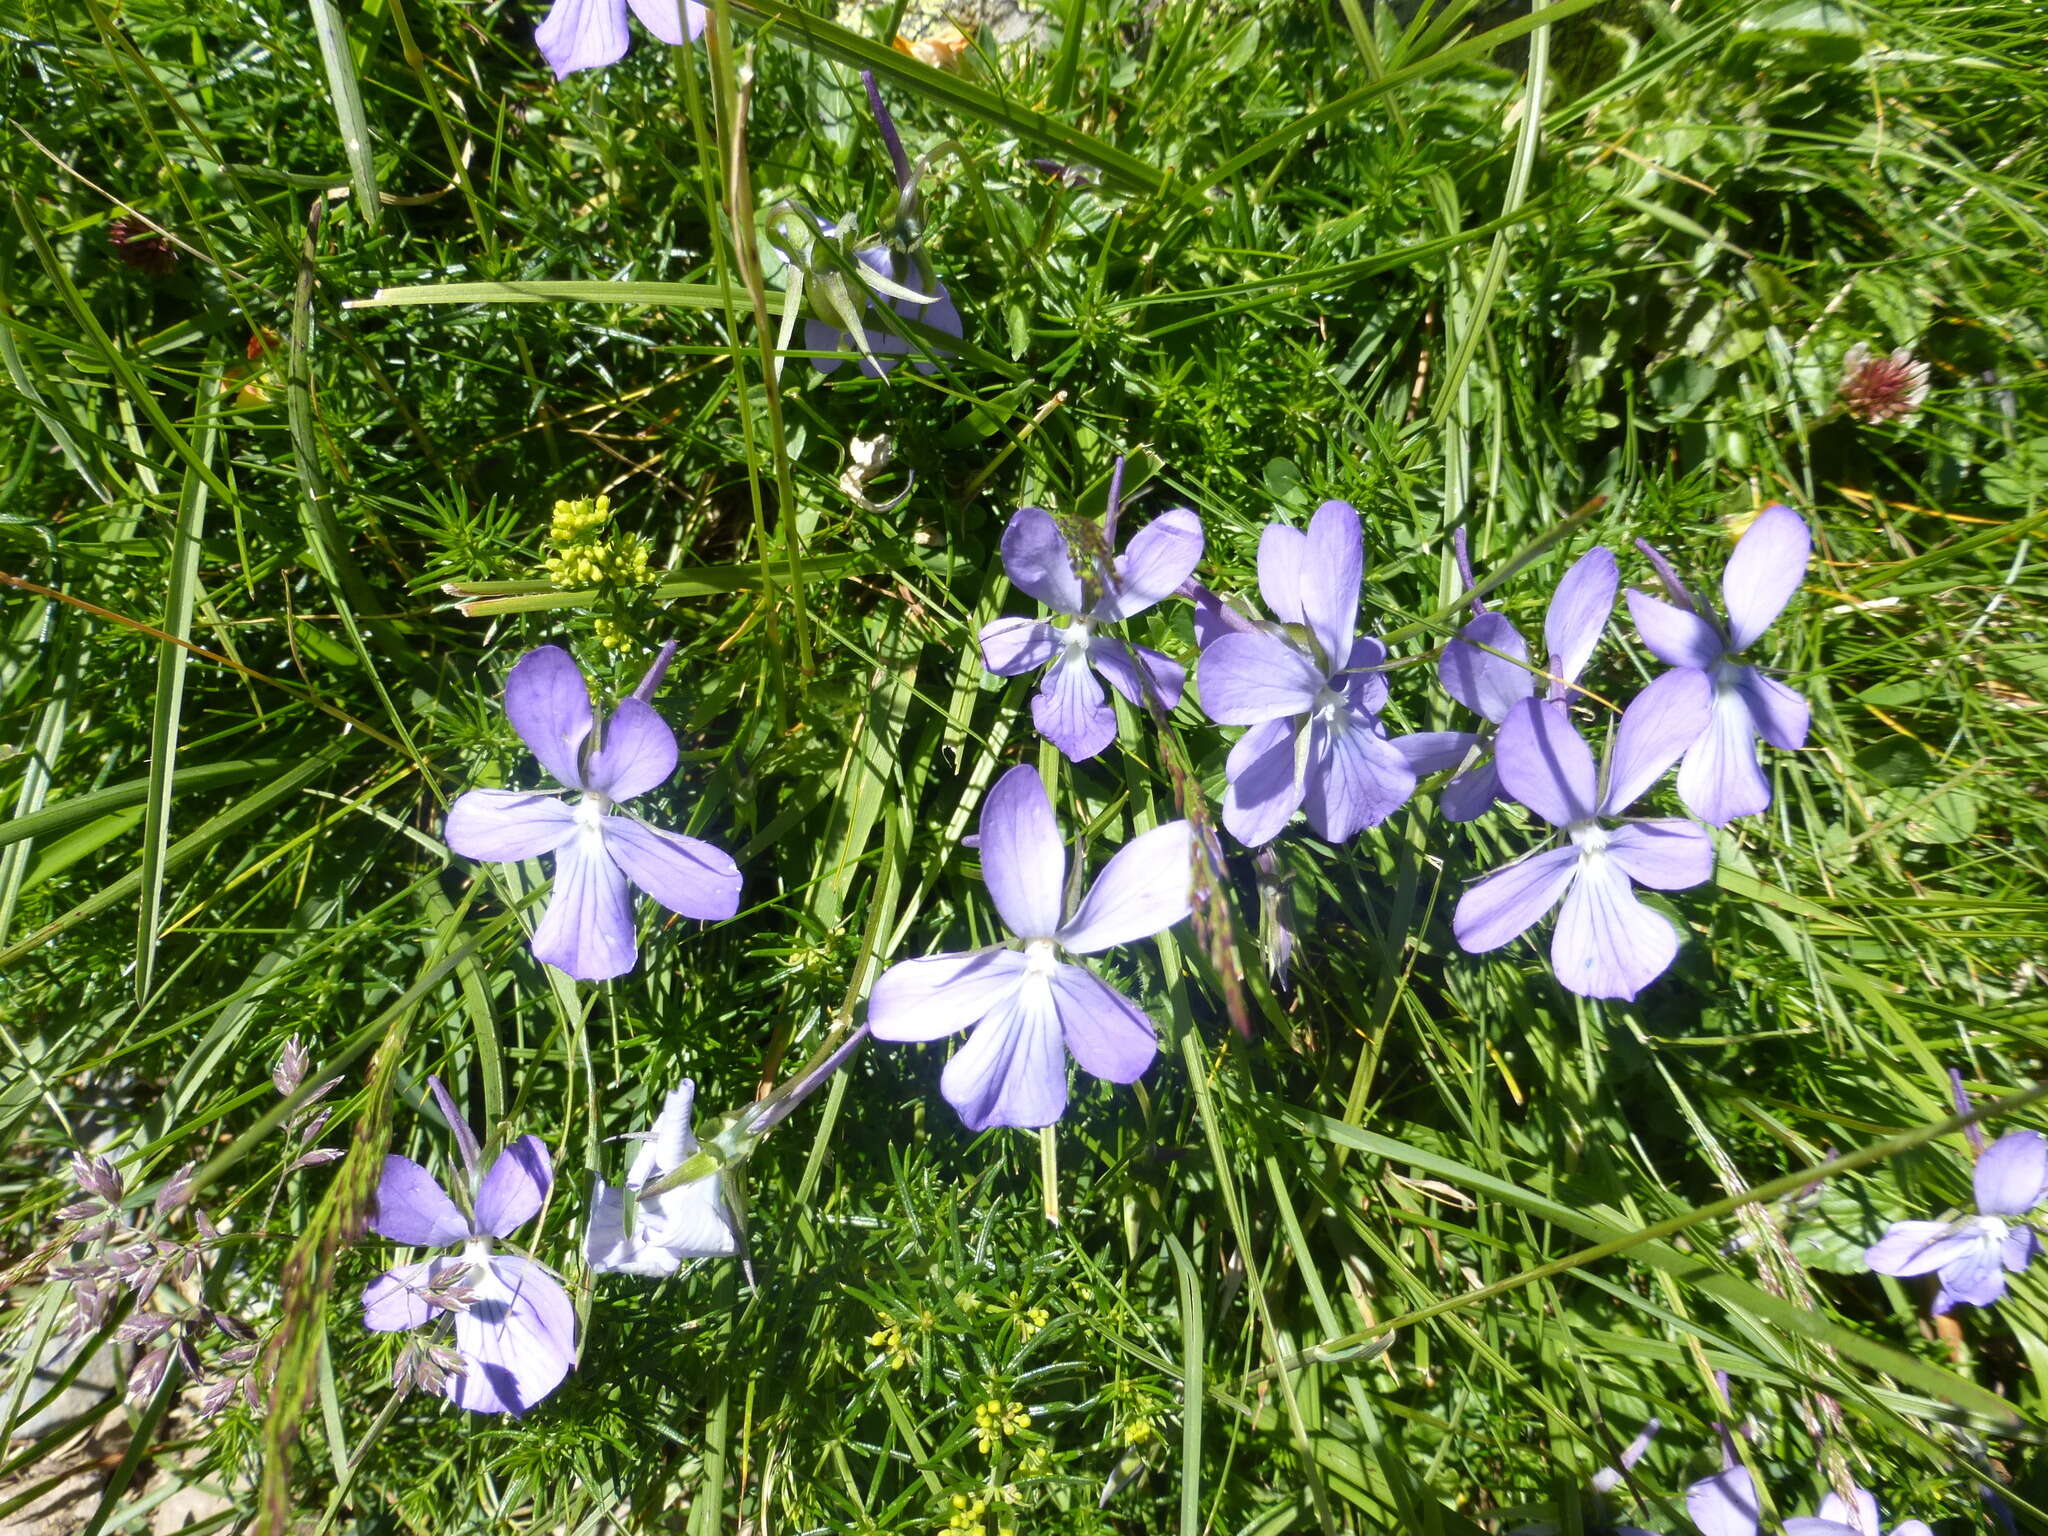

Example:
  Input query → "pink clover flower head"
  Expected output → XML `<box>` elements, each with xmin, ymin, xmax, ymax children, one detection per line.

<box><xmin>868</xmin><ymin>765</ymin><xmax>1192</xmax><ymax>1131</ymax></box>
<box><xmin>980</xmin><ymin>501</ymin><xmax>1205</xmax><ymax>761</ymax></box>
<box><xmin>1196</xmin><ymin>499</ymin><xmax>1458</xmax><ymax>846</ymax></box>
<box><xmin>1437</xmin><ymin>544</ymin><xmax>1618</xmax><ymax>822</ymax></box>
<box><xmin>444</xmin><ymin>645</ymin><xmax>741</xmax><ymax>982</ymax></box>
<box><xmin>1864</xmin><ymin>1128</ymin><xmax>2048</xmax><ymax>1314</ymax></box>
<box><xmin>362</xmin><ymin>1134</ymin><xmax>576</xmax><ymax>1416</ymax></box>
<box><xmin>1838</xmin><ymin>342</ymin><xmax>1930</xmax><ymax>424</ymax></box>
<box><xmin>1785</xmin><ymin>1484</ymin><xmax>1934</xmax><ymax>1536</ymax></box>
<box><xmin>1452</xmin><ymin>670</ymin><xmax>1715</xmax><ymax>1000</ymax></box>
<box><xmin>535</xmin><ymin>0</ymin><xmax>704</xmax><ymax>79</ymax></box>
<box><xmin>1625</xmin><ymin>505</ymin><xmax>1813</xmax><ymax>825</ymax></box>
<box><xmin>586</xmin><ymin>1080</ymin><xmax>740</xmax><ymax>1277</ymax></box>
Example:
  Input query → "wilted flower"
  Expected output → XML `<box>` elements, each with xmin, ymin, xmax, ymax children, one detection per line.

<box><xmin>443</xmin><ymin>644</ymin><xmax>741</xmax><ymax>981</ymax></box>
<box><xmin>802</xmin><ymin>75</ymin><xmax>963</xmax><ymax>377</ymax></box>
<box><xmin>1626</xmin><ymin>505</ymin><xmax>1812</xmax><ymax>826</ymax></box>
<box><xmin>868</xmin><ymin>766</ymin><xmax>1191</xmax><ymax>1130</ymax></box>
<box><xmin>1452</xmin><ymin>670</ymin><xmax>1714</xmax><ymax>1000</ymax></box>
<box><xmin>1786</xmin><ymin>1486</ymin><xmax>1933</xmax><ymax>1536</ymax></box>
<box><xmin>1197</xmin><ymin>500</ymin><xmax>1458</xmax><ymax>846</ymax></box>
<box><xmin>535</xmin><ymin>0</ymin><xmax>702</xmax><ymax>79</ymax></box>
<box><xmin>362</xmin><ymin>1107</ymin><xmax>577</xmax><ymax>1416</ymax></box>
<box><xmin>586</xmin><ymin>1081</ymin><xmax>740</xmax><ymax>1276</ymax></box>
<box><xmin>1437</xmin><ymin>543</ymin><xmax>1618</xmax><ymax>821</ymax></box>
<box><xmin>1838</xmin><ymin>343</ymin><xmax>1930</xmax><ymax>424</ymax></box>
<box><xmin>107</xmin><ymin>217</ymin><xmax>177</xmax><ymax>276</ymax></box>
<box><xmin>979</xmin><ymin>485</ymin><xmax>1204</xmax><ymax>760</ymax></box>
<box><xmin>1864</xmin><ymin>1129</ymin><xmax>2047</xmax><ymax>1313</ymax></box>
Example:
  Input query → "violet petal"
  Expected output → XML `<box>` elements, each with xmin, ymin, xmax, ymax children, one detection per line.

<box><xmin>1056</xmin><ymin>820</ymin><xmax>1193</xmax><ymax>953</ymax></box>
<box><xmin>977</xmin><ymin>766</ymin><xmax>1066</xmax><ymax>938</ymax></box>
<box><xmin>505</xmin><ymin>645</ymin><xmax>596</xmax><ymax>790</ymax></box>
<box><xmin>369</xmin><ymin>1156</ymin><xmax>470</xmax><ymax>1247</ymax></box>
<box><xmin>868</xmin><ymin>948</ymin><xmax>1030</xmax><ymax>1042</ymax></box>
<box><xmin>444</xmin><ymin>791</ymin><xmax>577</xmax><ymax>863</ymax></box>
<box><xmin>601</xmin><ymin>815</ymin><xmax>742</xmax><ymax>921</ymax></box>
<box><xmin>531</xmin><ymin>832</ymin><xmax>638</xmax><ymax>981</ymax></box>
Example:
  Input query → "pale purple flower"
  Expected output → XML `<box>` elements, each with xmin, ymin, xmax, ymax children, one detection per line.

<box><xmin>1197</xmin><ymin>500</ymin><xmax>1459</xmax><ymax>846</ymax></box>
<box><xmin>1786</xmin><ymin>1486</ymin><xmax>1933</xmax><ymax>1536</ymax></box>
<box><xmin>979</xmin><ymin>496</ymin><xmax>1204</xmax><ymax>760</ymax></box>
<box><xmin>1452</xmin><ymin>669</ymin><xmax>1714</xmax><ymax>1000</ymax></box>
<box><xmin>363</xmin><ymin>1127</ymin><xmax>576</xmax><ymax>1416</ymax></box>
<box><xmin>535</xmin><ymin>0</ymin><xmax>703</xmax><ymax>79</ymax></box>
<box><xmin>1864</xmin><ymin>1129</ymin><xmax>2047</xmax><ymax>1313</ymax></box>
<box><xmin>1438</xmin><ymin>544</ymin><xmax>1618</xmax><ymax>821</ymax></box>
<box><xmin>1688</xmin><ymin>1464</ymin><xmax>1762</xmax><ymax>1536</ymax></box>
<box><xmin>586</xmin><ymin>1081</ymin><xmax>740</xmax><ymax>1277</ymax></box>
<box><xmin>1626</xmin><ymin>505</ymin><xmax>1812</xmax><ymax>826</ymax></box>
<box><xmin>444</xmin><ymin>645</ymin><xmax>741</xmax><ymax>982</ymax></box>
<box><xmin>868</xmin><ymin>765</ymin><xmax>1192</xmax><ymax>1131</ymax></box>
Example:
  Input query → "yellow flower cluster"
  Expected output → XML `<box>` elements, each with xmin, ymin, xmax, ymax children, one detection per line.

<box><xmin>971</xmin><ymin>1398</ymin><xmax>1028</xmax><ymax>1454</ymax></box>
<box><xmin>866</xmin><ymin>1316</ymin><xmax>916</xmax><ymax>1372</ymax></box>
<box><xmin>544</xmin><ymin>494</ymin><xmax>653</xmax><ymax>593</ymax></box>
<box><xmin>940</xmin><ymin>1495</ymin><xmax>1015</xmax><ymax>1536</ymax></box>
<box><xmin>1122</xmin><ymin>1417</ymin><xmax>1155</xmax><ymax>1446</ymax></box>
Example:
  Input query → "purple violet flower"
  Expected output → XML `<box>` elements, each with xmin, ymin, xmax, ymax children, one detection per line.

<box><xmin>362</xmin><ymin>1125</ymin><xmax>576</xmax><ymax>1416</ymax></box>
<box><xmin>1864</xmin><ymin>1128</ymin><xmax>2047</xmax><ymax>1313</ymax></box>
<box><xmin>586</xmin><ymin>1080</ymin><xmax>739</xmax><ymax>1277</ymax></box>
<box><xmin>444</xmin><ymin>645</ymin><xmax>741</xmax><ymax>983</ymax></box>
<box><xmin>1687</xmin><ymin>1464</ymin><xmax>1762</xmax><ymax>1536</ymax></box>
<box><xmin>534</xmin><ymin>0</ymin><xmax>703</xmax><ymax>79</ymax></box>
<box><xmin>979</xmin><ymin>489</ymin><xmax>1204</xmax><ymax>761</ymax></box>
<box><xmin>868</xmin><ymin>765</ymin><xmax>1192</xmax><ymax>1131</ymax></box>
<box><xmin>1452</xmin><ymin>669</ymin><xmax>1715</xmax><ymax>1000</ymax></box>
<box><xmin>1438</xmin><ymin>544</ymin><xmax>1619</xmax><ymax>821</ymax></box>
<box><xmin>1626</xmin><ymin>505</ymin><xmax>1812</xmax><ymax>825</ymax></box>
<box><xmin>1786</xmin><ymin>1487</ymin><xmax>1934</xmax><ymax>1536</ymax></box>
<box><xmin>1197</xmin><ymin>500</ymin><xmax>1457</xmax><ymax>846</ymax></box>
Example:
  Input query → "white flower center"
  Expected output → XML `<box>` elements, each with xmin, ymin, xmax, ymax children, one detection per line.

<box><xmin>1567</xmin><ymin>819</ymin><xmax>1609</xmax><ymax>856</ymax></box>
<box><xmin>1057</xmin><ymin>620</ymin><xmax>1094</xmax><ymax>654</ymax></box>
<box><xmin>1023</xmin><ymin>938</ymin><xmax>1060</xmax><ymax>976</ymax></box>
<box><xmin>1963</xmin><ymin>1213</ymin><xmax>2008</xmax><ymax>1246</ymax></box>
<box><xmin>1312</xmin><ymin>686</ymin><xmax>1347</xmax><ymax>723</ymax></box>
<box><xmin>574</xmin><ymin>792</ymin><xmax>612</xmax><ymax>834</ymax></box>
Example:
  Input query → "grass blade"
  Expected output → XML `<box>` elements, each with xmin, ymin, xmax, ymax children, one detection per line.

<box><xmin>136</xmin><ymin>355</ymin><xmax>222</xmax><ymax>1002</ymax></box>
<box><xmin>305</xmin><ymin>0</ymin><xmax>381</xmax><ymax>228</ymax></box>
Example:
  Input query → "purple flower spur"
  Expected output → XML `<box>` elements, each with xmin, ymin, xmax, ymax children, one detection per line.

<box><xmin>979</xmin><ymin>485</ymin><xmax>1204</xmax><ymax>761</ymax></box>
<box><xmin>1626</xmin><ymin>505</ymin><xmax>1812</xmax><ymax>825</ymax></box>
<box><xmin>1437</xmin><ymin>543</ymin><xmax>1618</xmax><ymax>822</ymax></box>
<box><xmin>868</xmin><ymin>765</ymin><xmax>1192</xmax><ymax>1131</ymax></box>
<box><xmin>1864</xmin><ymin>1128</ymin><xmax>2047</xmax><ymax>1313</ymax></box>
<box><xmin>1452</xmin><ymin>669</ymin><xmax>1714</xmax><ymax>1000</ymax></box>
<box><xmin>1197</xmin><ymin>499</ymin><xmax>1455</xmax><ymax>847</ymax></box>
<box><xmin>535</xmin><ymin>0</ymin><xmax>703</xmax><ymax>79</ymax></box>
<box><xmin>444</xmin><ymin>645</ymin><xmax>741</xmax><ymax>983</ymax></box>
<box><xmin>362</xmin><ymin>1109</ymin><xmax>576</xmax><ymax>1416</ymax></box>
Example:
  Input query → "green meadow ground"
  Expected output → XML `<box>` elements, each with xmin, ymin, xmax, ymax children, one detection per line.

<box><xmin>3</xmin><ymin>0</ymin><xmax>2047</xmax><ymax>1531</ymax></box>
